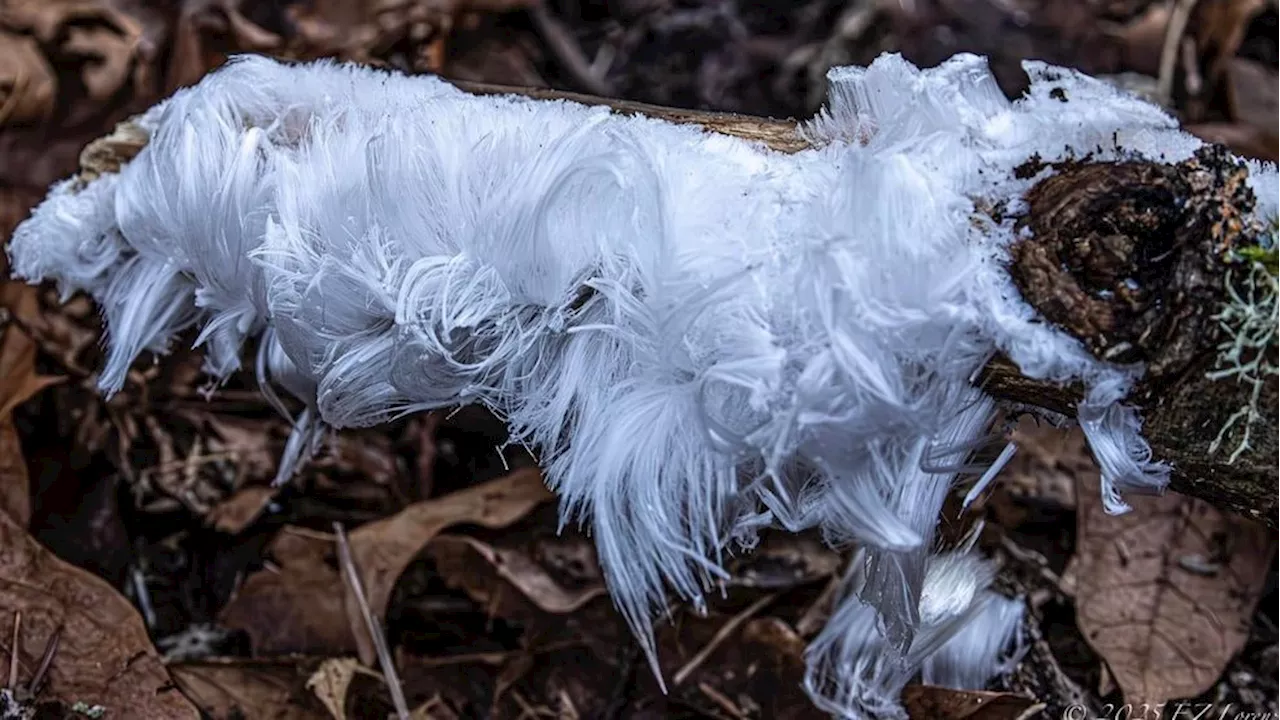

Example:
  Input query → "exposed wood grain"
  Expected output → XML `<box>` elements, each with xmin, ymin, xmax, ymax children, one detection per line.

<box><xmin>447</xmin><ymin>79</ymin><xmax>811</xmax><ymax>153</ymax></box>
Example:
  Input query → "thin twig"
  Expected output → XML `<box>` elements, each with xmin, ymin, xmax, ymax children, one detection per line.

<box><xmin>795</xmin><ymin>560</ymin><xmax>847</xmax><ymax>637</ymax></box>
<box><xmin>557</xmin><ymin>689</ymin><xmax>580</xmax><ymax>720</ymax></box>
<box><xmin>26</xmin><ymin>627</ymin><xmax>60</xmax><ymax>697</ymax></box>
<box><xmin>333</xmin><ymin>522</ymin><xmax>411</xmax><ymax>720</ymax></box>
<box><xmin>1157</xmin><ymin>0</ymin><xmax>1200</xmax><ymax>106</ymax></box>
<box><xmin>803</xmin><ymin>0</ymin><xmax>881</xmax><ymax>110</ymax></box>
<box><xmin>1014</xmin><ymin>704</ymin><xmax>1049</xmax><ymax>720</ymax></box>
<box><xmin>698</xmin><ymin>682</ymin><xmax>747</xmax><ymax>719</ymax></box>
<box><xmin>284</xmin><ymin>525</ymin><xmax>338</xmax><ymax>542</ymax></box>
<box><xmin>408</xmin><ymin>639</ymin><xmax>585</xmax><ymax>668</ymax></box>
<box><xmin>999</xmin><ymin>534</ymin><xmax>1072</xmax><ymax>601</ymax></box>
<box><xmin>508</xmin><ymin>688</ymin><xmax>549</xmax><ymax>720</ymax></box>
<box><xmin>1180</xmin><ymin>36</ymin><xmax>1202</xmax><ymax>98</ymax></box>
<box><xmin>130</xmin><ymin>566</ymin><xmax>158</xmax><ymax>629</ymax></box>
<box><xmin>672</xmin><ymin>591</ymin><xmax>778</xmax><ymax>687</ymax></box>
<box><xmin>8</xmin><ymin>613</ymin><xmax>19</xmax><ymax>690</ymax></box>
<box><xmin>527</xmin><ymin>5</ymin><xmax>614</xmax><ymax>97</ymax></box>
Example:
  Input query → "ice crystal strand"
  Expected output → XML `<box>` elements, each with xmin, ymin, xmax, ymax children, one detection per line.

<box><xmin>12</xmin><ymin>51</ymin><xmax>1276</xmax><ymax>719</ymax></box>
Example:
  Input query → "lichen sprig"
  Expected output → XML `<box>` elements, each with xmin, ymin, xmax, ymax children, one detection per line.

<box><xmin>1207</xmin><ymin>218</ymin><xmax>1279</xmax><ymax>463</ymax></box>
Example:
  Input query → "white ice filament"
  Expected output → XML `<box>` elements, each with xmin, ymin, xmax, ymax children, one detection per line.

<box><xmin>12</xmin><ymin>52</ymin><xmax>1276</xmax><ymax>719</ymax></box>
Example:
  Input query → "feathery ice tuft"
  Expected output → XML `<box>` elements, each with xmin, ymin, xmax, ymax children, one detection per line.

<box><xmin>10</xmin><ymin>52</ymin><xmax>1277</xmax><ymax>718</ymax></box>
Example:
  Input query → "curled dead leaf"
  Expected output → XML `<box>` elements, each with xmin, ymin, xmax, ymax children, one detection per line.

<box><xmin>219</xmin><ymin>528</ymin><xmax>359</xmax><ymax>656</ymax></box>
<box><xmin>1191</xmin><ymin>0</ymin><xmax>1268</xmax><ymax>85</ymax></box>
<box><xmin>344</xmin><ymin>467</ymin><xmax>552</xmax><ymax>663</ymax></box>
<box><xmin>206</xmin><ymin>485</ymin><xmax>277</xmax><ymax>534</ymax></box>
<box><xmin>0</xmin><ymin>423</ymin><xmax>30</xmax><ymax>527</ymax></box>
<box><xmin>306</xmin><ymin>657</ymin><xmax>369</xmax><ymax>720</ymax></box>
<box><xmin>167</xmin><ymin>0</ymin><xmax>283</xmax><ymax>91</ymax></box>
<box><xmin>1187</xmin><ymin>50</ymin><xmax>1279</xmax><ymax>162</ymax></box>
<box><xmin>281</xmin><ymin>0</ymin><xmax>539</xmax><ymax>74</ymax></box>
<box><xmin>130</xmin><ymin>410</ymin><xmax>284</xmax><ymax>519</ymax></box>
<box><xmin>427</xmin><ymin>533</ymin><xmax>606</xmax><ymax>615</ymax></box>
<box><xmin>0</xmin><ymin>0</ymin><xmax>145</xmax><ymax>111</ymax></box>
<box><xmin>0</xmin><ymin>288</ymin><xmax>63</xmax><ymax>420</ymax></box>
<box><xmin>0</xmin><ymin>285</ymin><xmax>100</xmax><ymax>380</ymax></box>
<box><xmin>0</xmin><ymin>280</ymin><xmax>65</xmax><ymax>526</ymax></box>
<box><xmin>901</xmin><ymin>686</ymin><xmax>1038</xmax><ymax>720</ymax></box>
<box><xmin>0</xmin><ymin>509</ymin><xmax>199</xmax><ymax>717</ymax></box>
<box><xmin>1189</xmin><ymin>120</ymin><xmax>1280</xmax><ymax>164</ymax></box>
<box><xmin>0</xmin><ymin>32</ymin><xmax>56</xmax><ymax>124</ymax></box>
<box><xmin>1067</xmin><ymin>476</ymin><xmax>1276</xmax><ymax>705</ymax></box>
<box><xmin>78</xmin><ymin>118</ymin><xmax>148</xmax><ymax>182</ymax></box>
<box><xmin>1222</xmin><ymin>58</ymin><xmax>1278</xmax><ymax>159</ymax></box>
<box><xmin>170</xmin><ymin>657</ymin><xmax>331</xmax><ymax>720</ymax></box>
<box><xmin>1108</xmin><ymin>2</ymin><xmax>1170</xmax><ymax>78</ymax></box>
<box><xmin>0</xmin><ymin>187</ymin><xmax>42</xmax><ymax>243</ymax></box>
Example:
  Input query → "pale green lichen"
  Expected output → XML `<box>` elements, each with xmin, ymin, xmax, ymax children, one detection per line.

<box><xmin>1207</xmin><ymin>218</ymin><xmax>1279</xmax><ymax>463</ymax></box>
<box><xmin>70</xmin><ymin>701</ymin><xmax>106</xmax><ymax>719</ymax></box>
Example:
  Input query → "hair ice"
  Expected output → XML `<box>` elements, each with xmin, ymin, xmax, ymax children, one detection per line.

<box><xmin>11</xmin><ymin>52</ymin><xmax>1275</xmax><ymax>718</ymax></box>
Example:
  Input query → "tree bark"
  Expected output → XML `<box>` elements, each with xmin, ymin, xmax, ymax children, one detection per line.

<box><xmin>73</xmin><ymin>82</ymin><xmax>1279</xmax><ymax>527</ymax></box>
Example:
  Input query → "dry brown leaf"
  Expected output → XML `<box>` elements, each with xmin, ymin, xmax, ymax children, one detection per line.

<box><xmin>305</xmin><ymin>657</ymin><xmax>363</xmax><ymax>720</ymax></box>
<box><xmin>78</xmin><ymin>117</ymin><xmax>149</xmax><ymax>182</ymax></box>
<box><xmin>652</xmin><ymin>615</ymin><xmax>814</xmax><ymax>720</ymax></box>
<box><xmin>0</xmin><ymin>366</ymin><xmax>62</xmax><ymax>417</ymax></box>
<box><xmin>985</xmin><ymin>419</ymin><xmax>1088</xmax><ymax>542</ymax></box>
<box><xmin>166</xmin><ymin>0</ymin><xmax>281</xmax><ymax>91</ymax></box>
<box><xmin>206</xmin><ymin>485</ymin><xmax>277</xmax><ymax>534</ymax></box>
<box><xmin>170</xmin><ymin>658</ymin><xmax>331</xmax><ymax>720</ymax></box>
<box><xmin>998</xmin><ymin>418</ymin><xmax>1087</xmax><ymax>510</ymax></box>
<box><xmin>1223</xmin><ymin>58</ymin><xmax>1278</xmax><ymax>157</ymax></box>
<box><xmin>453</xmin><ymin>0</ymin><xmax>543</xmax><ymax>11</ymax></box>
<box><xmin>193</xmin><ymin>412</ymin><xmax>283</xmax><ymax>480</ymax></box>
<box><xmin>1192</xmin><ymin>0</ymin><xmax>1267</xmax><ymax>84</ymax></box>
<box><xmin>0</xmin><ymin>284</ymin><xmax>100</xmax><ymax>381</ymax></box>
<box><xmin>0</xmin><ymin>187</ymin><xmax>42</xmax><ymax>243</ymax></box>
<box><xmin>1110</xmin><ymin>2</ymin><xmax>1169</xmax><ymax>78</ymax></box>
<box><xmin>427</xmin><ymin>534</ymin><xmax>606</xmax><ymax>615</ymax></box>
<box><xmin>281</xmin><ymin>0</ymin><xmax>537</xmax><ymax>76</ymax></box>
<box><xmin>901</xmin><ymin>686</ymin><xmax>1038</xmax><ymax>720</ymax></box>
<box><xmin>219</xmin><ymin>529</ymin><xmax>359</xmax><ymax>655</ymax></box>
<box><xmin>0</xmin><ymin>31</ymin><xmax>56</xmax><ymax>124</ymax></box>
<box><xmin>314</xmin><ymin>430</ymin><xmax>402</xmax><ymax>488</ymax></box>
<box><xmin>0</xmin><ymin>288</ymin><xmax>62</xmax><ymax>419</ymax></box>
<box><xmin>0</xmin><ymin>0</ymin><xmax>149</xmax><ymax>217</ymax></box>
<box><xmin>63</xmin><ymin>23</ymin><xmax>139</xmax><ymax>100</ymax></box>
<box><xmin>1189</xmin><ymin>121</ymin><xmax>1280</xmax><ymax>163</ymax></box>
<box><xmin>1067</xmin><ymin>477</ymin><xmax>1275</xmax><ymax>705</ymax></box>
<box><xmin>0</xmin><ymin>424</ymin><xmax>30</xmax><ymax>527</ymax></box>
<box><xmin>130</xmin><ymin>410</ymin><xmax>285</xmax><ymax>519</ymax></box>
<box><xmin>344</xmin><ymin>467</ymin><xmax>553</xmax><ymax>662</ymax></box>
<box><xmin>0</xmin><ymin>509</ymin><xmax>200</xmax><ymax>717</ymax></box>
<box><xmin>0</xmin><ymin>281</ymin><xmax>64</xmax><ymax>526</ymax></box>
<box><xmin>0</xmin><ymin>0</ymin><xmax>145</xmax><ymax>111</ymax></box>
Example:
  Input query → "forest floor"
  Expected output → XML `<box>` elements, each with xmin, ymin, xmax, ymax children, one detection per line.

<box><xmin>0</xmin><ymin>0</ymin><xmax>1276</xmax><ymax>718</ymax></box>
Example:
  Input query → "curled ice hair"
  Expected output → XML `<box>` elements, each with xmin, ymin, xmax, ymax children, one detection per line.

<box><xmin>11</xmin><ymin>51</ymin><xmax>1274</xmax><ymax>718</ymax></box>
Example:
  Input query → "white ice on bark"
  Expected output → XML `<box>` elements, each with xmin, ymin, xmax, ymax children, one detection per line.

<box><xmin>10</xmin><ymin>52</ymin><xmax>1277</xmax><ymax>718</ymax></box>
